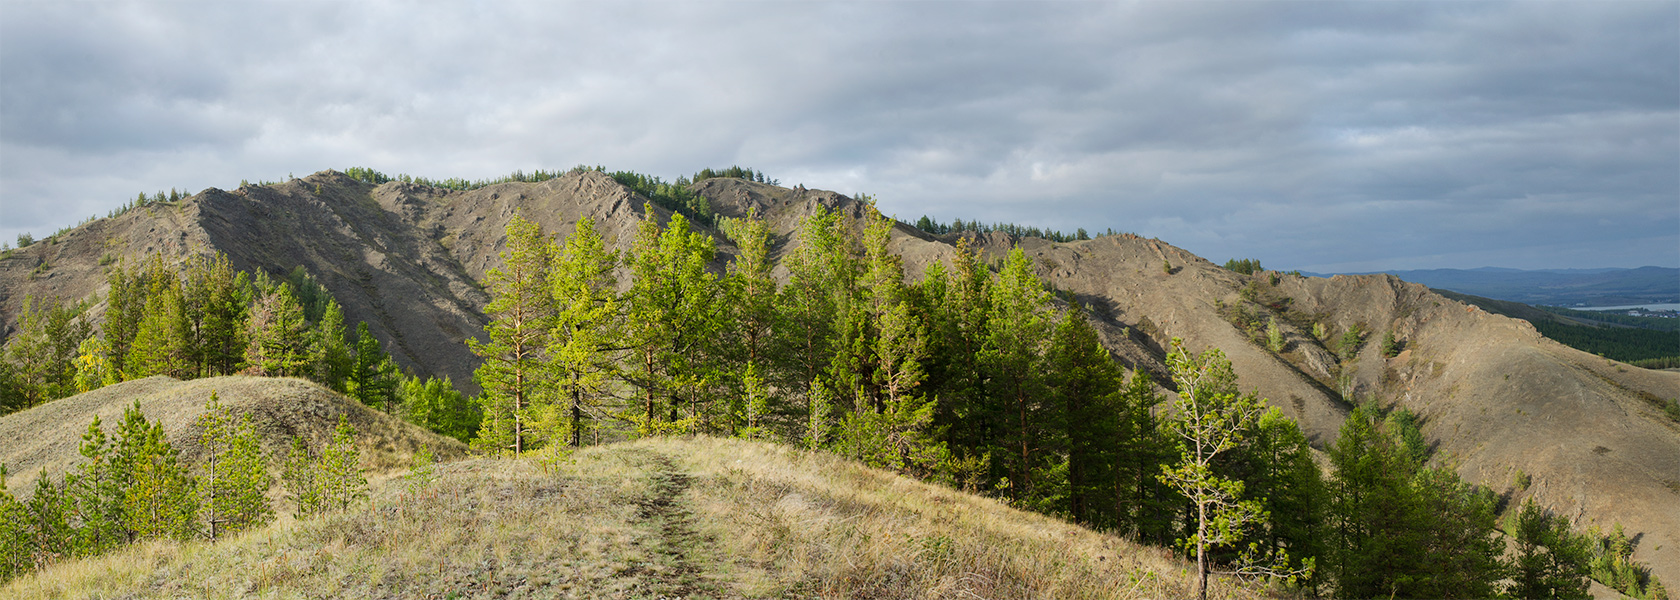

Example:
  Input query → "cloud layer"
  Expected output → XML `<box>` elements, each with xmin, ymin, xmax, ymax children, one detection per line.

<box><xmin>3</xmin><ymin>1</ymin><xmax>1674</xmax><ymax>271</ymax></box>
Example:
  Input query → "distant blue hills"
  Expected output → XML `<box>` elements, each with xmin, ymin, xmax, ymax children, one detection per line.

<box><xmin>1300</xmin><ymin>266</ymin><xmax>1679</xmax><ymax>307</ymax></box>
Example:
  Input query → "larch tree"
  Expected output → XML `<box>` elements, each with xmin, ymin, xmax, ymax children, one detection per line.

<box><xmin>469</xmin><ymin>214</ymin><xmax>555</xmax><ymax>456</ymax></box>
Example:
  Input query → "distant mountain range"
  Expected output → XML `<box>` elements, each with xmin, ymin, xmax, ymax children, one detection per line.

<box><xmin>1304</xmin><ymin>266</ymin><xmax>1680</xmax><ymax>307</ymax></box>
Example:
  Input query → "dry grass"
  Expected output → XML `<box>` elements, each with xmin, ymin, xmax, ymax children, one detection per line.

<box><xmin>1</xmin><ymin>375</ymin><xmax>466</xmax><ymax>498</ymax></box>
<box><xmin>6</xmin><ymin>436</ymin><xmax>1267</xmax><ymax>599</ymax></box>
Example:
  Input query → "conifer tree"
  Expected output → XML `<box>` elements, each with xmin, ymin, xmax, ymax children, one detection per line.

<box><xmin>776</xmin><ymin>206</ymin><xmax>858</xmax><ymax>416</ymax></box>
<box><xmin>623</xmin><ymin>207</ymin><xmax>724</xmax><ymax>434</ymax></box>
<box><xmin>126</xmin><ymin>279</ymin><xmax>191</xmax><ymax>379</ymax></box>
<box><xmin>2</xmin><ymin>296</ymin><xmax>91</xmax><ymax>407</ymax></box>
<box><xmin>1159</xmin><ymin>339</ymin><xmax>1268</xmax><ymax>600</ymax></box>
<box><xmin>319</xmin><ymin>415</ymin><xmax>367</xmax><ymax>512</ymax></box>
<box><xmin>25</xmin><ymin>472</ymin><xmax>69</xmax><ymax>567</ymax></box>
<box><xmin>281</xmin><ymin>437</ymin><xmax>322</xmax><ymax>518</ymax></box>
<box><xmin>917</xmin><ymin>238</ymin><xmax>992</xmax><ymax>477</ymax></box>
<box><xmin>65</xmin><ymin>416</ymin><xmax>123</xmax><ymax>556</ymax></box>
<box><xmin>547</xmin><ymin>217</ymin><xmax>620</xmax><ymax>447</ymax></box>
<box><xmin>347</xmin><ymin>322</ymin><xmax>399</xmax><ymax>412</ymax></box>
<box><xmin>470</xmin><ymin>215</ymin><xmax>554</xmax><ymax>456</ymax></box>
<box><xmin>398</xmin><ymin>375</ymin><xmax>479</xmax><ymax>443</ymax></box>
<box><xmin>981</xmin><ymin>247</ymin><xmax>1056</xmax><ymax>502</ymax></box>
<box><xmin>183</xmin><ymin>253</ymin><xmax>249</xmax><ymax>376</ymax></box>
<box><xmin>196</xmin><ymin>392</ymin><xmax>273</xmax><ymax>540</ymax></box>
<box><xmin>311</xmin><ymin>300</ymin><xmax>353</xmax><ymax>393</ymax></box>
<box><xmin>1512</xmin><ymin>499</ymin><xmax>1592</xmax><ymax>600</ymax></box>
<box><xmin>245</xmin><ymin>283</ymin><xmax>312</xmax><ymax>377</ymax></box>
<box><xmin>102</xmin><ymin>261</ymin><xmax>149</xmax><ymax>376</ymax></box>
<box><xmin>0</xmin><ymin>469</ymin><xmax>30</xmax><ymax>581</ymax></box>
<box><xmin>1045</xmin><ymin>304</ymin><xmax>1125</xmax><ymax>527</ymax></box>
<box><xmin>115</xmin><ymin>403</ymin><xmax>197</xmax><ymax>541</ymax></box>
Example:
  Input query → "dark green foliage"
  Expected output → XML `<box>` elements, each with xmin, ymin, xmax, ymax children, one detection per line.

<box><xmin>1380</xmin><ymin>330</ymin><xmax>1401</xmax><ymax>358</ymax></box>
<box><xmin>245</xmin><ymin>283</ymin><xmax>312</xmax><ymax>377</ymax></box>
<box><xmin>908</xmin><ymin>214</ymin><xmax>1092</xmax><ymax>243</ymax></box>
<box><xmin>1326</xmin><ymin>407</ymin><xmax>1506</xmax><ymax>598</ymax></box>
<box><xmin>1223</xmin><ymin>258</ymin><xmax>1263</xmax><ymax>275</ymax></box>
<box><xmin>690</xmin><ymin>165</ymin><xmax>776</xmax><ymax>185</ymax></box>
<box><xmin>1589</xmin><ymin>524</ymin><xmax>1656</xmax><ymax>598</ymax></box>
<box><xmin>1512</xmin><ymin>500</ymin><xmax>1592</xmax><ymax>600</ymax></box>
<box><xmin>346</xmin><ymin>323</ymin><xmax>400</xmax><ymax>412</ymax></box>
<box><xmin>1337</xmin><ymin>324</ymin><xmax>1367</xmax><ymax>361</ymax></box>
<box><xmin>610</xmin><ymin>170</ymin><xmax>716</xmax><ymax>226</ymax></box>
<box><xmin>1530</xmin><ymin>319</ymin><xmax>1680</xmax><ymax>364</ymax></box>
<box><xmin>0</xmin><ymin>296</ymin><xmax>91</xmax><ymax>412</ymax></box>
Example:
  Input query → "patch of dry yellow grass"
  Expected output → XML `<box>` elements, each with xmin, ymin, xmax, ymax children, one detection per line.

<box><xmin>4</xmin><ymin>436</ymin><xmax>1269</xmax><ymax>599</ymax></box>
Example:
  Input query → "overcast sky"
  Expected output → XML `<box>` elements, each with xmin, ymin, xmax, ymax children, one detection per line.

<box><xmin>2</xmin><ymin>1</ymin><xmax>1675</xmax><ymax>272</ymax></box>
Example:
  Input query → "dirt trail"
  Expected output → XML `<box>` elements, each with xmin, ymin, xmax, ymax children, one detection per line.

<box><xmin>631</xmin><ymin>451</ymin><xmax>719</xmax><ymax>600</ymax></box>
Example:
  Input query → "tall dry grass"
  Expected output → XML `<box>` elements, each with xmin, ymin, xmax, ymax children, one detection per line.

<box><xmin>4</xmin><ymin>436</ymin><xmax>1270</xmax><ymax>599</ymax></box>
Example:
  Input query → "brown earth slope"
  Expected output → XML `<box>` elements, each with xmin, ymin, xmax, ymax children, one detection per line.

<box><xmin>0</xmin><ymin>375</ymin><xmax>466</xmax><ymax>498</ymax></box>
<box><xmin>2</xmin><ymin>170</ymin><xmax>1677</xmax><ymax>584</ymax></box>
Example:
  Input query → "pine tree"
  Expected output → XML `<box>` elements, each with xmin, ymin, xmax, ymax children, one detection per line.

<box><xmin>0</xmin><ymin>469</ymin><xmax>31</xmax><ymax>581</ymax></box>
<box><xmin>126</xmin><ymin>279</ymin><xmax>192</xmax><ymax>379</ymax></box>
<box><xmin>346</xmin><ymin>322</ymin><xmax>399</xmax><ymax>412</ymax></box>
<box><xmin>311</xmin><ymin>300</ymin><xmax>353</xmax><ymax>392</ymax></box>
<box><xmin>981</xmin><ymin>247</ymin><xmax>1056</xmax><ymax>503</ymax></box>
<box><xmin>102</xmin><ymin>261</ymin><xmax>149</xmax><ymax>377</ymax></box>
<box><xmin>775</xmin><ymin>206</ymin><xmax>858</xmax><ymax>422</ymax></box>
<box><xmin>469</xmin><ymin>215</ymin><xmax>554</xmax><ymax>456</ymax></box>
<box><xmin>1159</xmin><ymin>339</ymin><xmax>1268</xmax><ymax>600</ymax></box>
<box><xmin>183</xmin><ymin>253</ymin><xmax>249</xmax><ymax>377</ymax></box>
<box><xmin>2</xmin><ymin>296</ymin><xmax>92</xmax><ymax>406</ymax></box>
<box><xmin>196</xmin><ymin>392</ymin><xmax>274</xmax><ymax>540</ymax></box>
<box><xmin>547</xmin><ymin>217</ymin><xmax>620</xmax><ymax>448</ymax></box>
<box><xmin>245</xmin><ymin>283</ymin><xmax>312</xmax><ymax>377</ymax></box>
<box><xmin>1512</xmin><ymin>499</ymin><xmax>1592</xmax><ymax>600</ymax></box>
<box><xmin>720</xmin><ymin>211</ymin><xmax>780</xmax><ymax>435</ymax></box>
<box><xmin>25</xmin><ymin>472</ymin><xmax>70</xmax><ymax>568</ymax></box>
<box><xmin>398</xmin><ymin>375</ymin><xmax>479</xmax><ymax>443</ymax></box>
<box><xmin>1045</xmin><ymin>304</ymin><xmax>1125</xmax><ymax>527</ymax></box>
<box><xmin>64</xmin><ymin>416</ymin><xmax>123</xmax><ymax>556</ymax></box>
<box><xmin>281</xmin><ymin>437</ymin><xmax>322</xmax><ymax>518</ymax></box>
<box><xmin>623</xmin><ymin>207</ymin><xmax>724</xmax><ymax>435</ymax></box>
<box><xmin>319</xmin><ymin>415</ymin><xmax>367</xmax><ymax>512</ymax></box>
<box><xmin>116</xmin><ymin>403</ymin><xmax>197</xmax><ymax>541</ymax></box>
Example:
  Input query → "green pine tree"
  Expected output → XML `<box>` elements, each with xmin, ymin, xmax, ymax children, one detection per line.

<box><xmin>1159</xmin><ymin>339</ymin><xmax>1268</xmax><ymax>600</ymax></box>
<box><xmin>547</xmin><ymin>217</ymin><xmax>620</xmax><ymax>448</ymax></box>
<box><xmin>346</xmin><ymin>322</ymin><xmax>399</xmax><ymax>412</ymax></box>
<box><xmin>469</xmin><ymin>215</ymin><xmax>554</xmax><ymax>456</ymax></box>
<box><xmin>312</xmin><ymin>300</ymin><xmax>353</xmax><ymax>392</ymax></box>
<box><xmin>195</xmin><ymin>392</ymin><xmax>274</xmax><ymax>540</ymax></box>
<box><xmin>245</xmin><ymin>283</ymin><xmax>312</xmax><ymax>377</ymax></box>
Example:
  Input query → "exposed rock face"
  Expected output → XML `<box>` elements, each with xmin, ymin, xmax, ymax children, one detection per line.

<box><xmin>2</xmin><ymin>170</ymin><xmax>1676</xmax><ymax>582</ymax></box>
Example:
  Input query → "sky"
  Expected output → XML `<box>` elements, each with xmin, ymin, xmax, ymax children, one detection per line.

<box><xmin>1</xmin><ymin>1</ymin><xmax>1675</xmax><ymax>273</ymax></box>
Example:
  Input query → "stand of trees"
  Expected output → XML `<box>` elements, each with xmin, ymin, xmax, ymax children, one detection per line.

<box><xmin>0</xmin><ymin>254</ymin><xmax>479</xmax><ymax>442</ymax></box>
<box><xmin>0</xmin><ymin>395</ymin><xmax>369</xmax><ymax>583</ymax></box>
<box><xmin>463</xmin><ymin>204</ymin><xmax>1652</xmax><ymax>597</ymax></box>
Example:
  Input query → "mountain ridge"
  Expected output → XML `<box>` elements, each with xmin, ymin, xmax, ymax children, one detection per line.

<box><xmin>1</xmin><ymin>168</ymin><xmax>1676</xmax><ymax>585</ymax></box>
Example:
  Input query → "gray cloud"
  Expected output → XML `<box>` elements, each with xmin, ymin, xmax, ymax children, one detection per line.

<box><xmin>1</xmin><ymin>0</ymin><xmax>1673</xmax><ymax>271</ymax></box>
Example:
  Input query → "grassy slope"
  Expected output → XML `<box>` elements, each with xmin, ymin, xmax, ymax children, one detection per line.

<box><xmin>5</xmin><ymin>437</ymin><xmax>1266</xmax><ymax>599</ymax></box>
<box><xmin>1</xmin><ymin>375</ymin><xmax>467</xmax><ymax>498</ymax></box>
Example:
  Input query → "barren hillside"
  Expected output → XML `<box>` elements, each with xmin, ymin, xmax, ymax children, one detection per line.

<box><xmin>2</xmin><ymin>170</ymin><xmax>1676</xmax><ymax>584</ymax></box>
